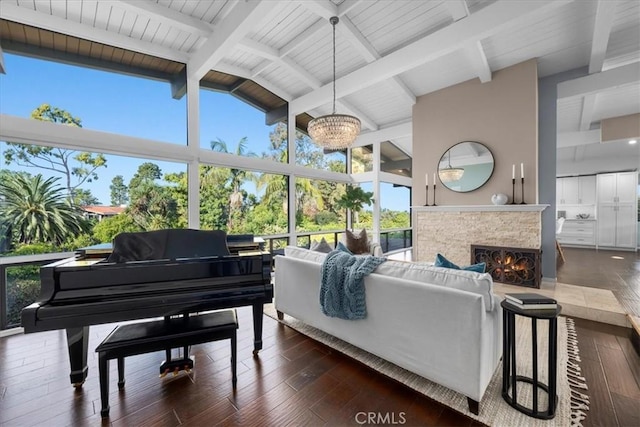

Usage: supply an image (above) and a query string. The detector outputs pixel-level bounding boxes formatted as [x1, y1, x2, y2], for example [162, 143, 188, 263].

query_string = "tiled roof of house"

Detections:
[81, 206, 125, 216]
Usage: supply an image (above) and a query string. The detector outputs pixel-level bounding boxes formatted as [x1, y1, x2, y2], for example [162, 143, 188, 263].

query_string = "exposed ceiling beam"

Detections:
[589, 0, 618, 74]
[214, 62, 293, 102]
[337, 0, 364, 16]
[297, 0, 338, 20]
[580, 94, 598, 131]
[188, 0, 279, 80]
[445, 0, 469, 22]
[237, 38, 379, 130]
[557, 130, 601, 148]
[0, 2, 189, 63]
[353, 121, 412, 147]
[558, 62, 640, 99]
[337, 15, 415, 103]
[464, 40, 492, 83]
[114, 0, 214, 37]
[291, 0, 571, 114]
[0, 45, 5, 74]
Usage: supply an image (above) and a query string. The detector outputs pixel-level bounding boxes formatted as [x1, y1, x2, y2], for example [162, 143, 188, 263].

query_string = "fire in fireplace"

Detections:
[471, 244, 541, 288]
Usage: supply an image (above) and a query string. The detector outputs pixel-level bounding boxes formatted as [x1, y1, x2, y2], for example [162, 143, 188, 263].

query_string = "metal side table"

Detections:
[501, 300, 562, 419]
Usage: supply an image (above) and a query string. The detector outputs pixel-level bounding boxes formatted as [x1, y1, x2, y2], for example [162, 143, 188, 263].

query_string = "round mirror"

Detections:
[438, 141, 494, 192]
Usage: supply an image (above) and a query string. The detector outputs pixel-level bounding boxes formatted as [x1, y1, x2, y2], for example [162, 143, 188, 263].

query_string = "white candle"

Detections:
[520, 163, 524, 179]
[425, 173, 428, 187]
[433, 173, 436, 187]
[512, 164, 515, 179]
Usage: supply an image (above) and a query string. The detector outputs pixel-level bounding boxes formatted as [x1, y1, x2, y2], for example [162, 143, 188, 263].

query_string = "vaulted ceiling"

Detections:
[1, 0, 639, 159]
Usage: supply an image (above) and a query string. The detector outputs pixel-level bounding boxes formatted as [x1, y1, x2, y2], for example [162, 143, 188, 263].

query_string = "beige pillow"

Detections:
[345, 229, 369, 254]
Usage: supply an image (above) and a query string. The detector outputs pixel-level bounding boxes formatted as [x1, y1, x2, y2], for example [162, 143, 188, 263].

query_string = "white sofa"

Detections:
[274, 246, 503, 415]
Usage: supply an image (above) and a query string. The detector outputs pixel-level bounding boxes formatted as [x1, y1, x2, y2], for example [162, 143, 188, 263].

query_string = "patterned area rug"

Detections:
[264, 304, 589, 427]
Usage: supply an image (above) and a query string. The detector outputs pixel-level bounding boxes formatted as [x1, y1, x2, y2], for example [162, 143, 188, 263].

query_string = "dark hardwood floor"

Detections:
[3, 246, 640, 427]
[557, 247, 640, 318]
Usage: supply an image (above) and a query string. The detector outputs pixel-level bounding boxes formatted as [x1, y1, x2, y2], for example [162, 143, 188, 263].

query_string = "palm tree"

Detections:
[210, 137, 257, 229]
[0, 173, 90, 245]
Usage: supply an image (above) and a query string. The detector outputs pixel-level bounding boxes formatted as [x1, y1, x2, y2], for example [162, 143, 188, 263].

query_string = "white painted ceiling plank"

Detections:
[580, 94, 598, 131]
[464, 40, 492, 83]
[336, 100, 378, 131]
[291, 0, 571, 114]
[557, 129, 601, 148]
[188, 0, 280, 81]
[113, 0, 214, 37]
[338, 15, 416, 103]
[589, 0, 618, 74]
[279, 19, 326, 57]
[0, 2, 189, 62]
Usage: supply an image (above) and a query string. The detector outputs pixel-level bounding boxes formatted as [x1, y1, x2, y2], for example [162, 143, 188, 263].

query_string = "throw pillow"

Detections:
[310, 237, 333, 253]
[345, 228, 369, 254]
[336, 241, 352, 254]
[434, 253, 486, 273]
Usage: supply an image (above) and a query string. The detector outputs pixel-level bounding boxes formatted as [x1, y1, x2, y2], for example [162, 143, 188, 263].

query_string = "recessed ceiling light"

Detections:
[611, 256, 624, 260]
[629, 139, 637, 144]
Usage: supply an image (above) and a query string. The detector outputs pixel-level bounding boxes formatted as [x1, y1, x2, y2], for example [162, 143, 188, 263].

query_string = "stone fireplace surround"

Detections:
[413, 205, 549, 268]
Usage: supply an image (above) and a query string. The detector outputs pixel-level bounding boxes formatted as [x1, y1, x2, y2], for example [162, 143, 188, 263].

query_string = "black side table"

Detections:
[501, 300, 562, 419]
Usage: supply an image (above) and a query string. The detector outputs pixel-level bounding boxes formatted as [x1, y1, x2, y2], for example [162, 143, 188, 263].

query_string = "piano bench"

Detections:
[95, 310, 238, 418]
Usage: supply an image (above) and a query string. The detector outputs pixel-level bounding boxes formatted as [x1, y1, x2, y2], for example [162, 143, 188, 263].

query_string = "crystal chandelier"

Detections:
[308, 16, 361, 150]
[438, 150, 465, 182]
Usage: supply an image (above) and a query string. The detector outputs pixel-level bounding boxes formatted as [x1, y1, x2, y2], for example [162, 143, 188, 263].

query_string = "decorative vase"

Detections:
[491, 193, 508, 205]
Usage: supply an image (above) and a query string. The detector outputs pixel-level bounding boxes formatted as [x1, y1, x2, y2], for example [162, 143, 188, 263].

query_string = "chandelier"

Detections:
[438, 150, 465, 182]
[308, 16, 361, 150]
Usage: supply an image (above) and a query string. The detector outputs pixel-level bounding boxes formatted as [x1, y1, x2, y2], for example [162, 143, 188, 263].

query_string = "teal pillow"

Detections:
[434, 253, 486, 273]
[336, 241, 353, 254]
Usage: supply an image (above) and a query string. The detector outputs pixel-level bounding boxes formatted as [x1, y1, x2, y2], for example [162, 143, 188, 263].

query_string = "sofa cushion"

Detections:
[374, 260, 495, 311]
[310, 237, 333, 253]
[284, 246, 328, 263]
[434, 253, 486, 273]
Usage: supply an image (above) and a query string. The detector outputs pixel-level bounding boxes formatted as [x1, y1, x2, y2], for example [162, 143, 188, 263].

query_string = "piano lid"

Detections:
[107, 229, 230, 263]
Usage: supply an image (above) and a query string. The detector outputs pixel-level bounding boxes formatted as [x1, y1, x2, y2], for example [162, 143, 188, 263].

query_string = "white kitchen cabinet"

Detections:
[597, 172, 638, 249]
[557, 175, 596, 205]
[557, 219, 597, 246]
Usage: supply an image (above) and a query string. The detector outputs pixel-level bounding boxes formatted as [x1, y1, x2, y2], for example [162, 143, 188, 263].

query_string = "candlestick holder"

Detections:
[432, 184, 437, 206]
[424, 185, 430, 206]
[510, 178, 516, 204]
[520, 177, 526, 204]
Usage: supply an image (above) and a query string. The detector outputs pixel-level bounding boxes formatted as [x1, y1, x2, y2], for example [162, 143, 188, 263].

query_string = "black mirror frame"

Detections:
[438, 141, 495, 193]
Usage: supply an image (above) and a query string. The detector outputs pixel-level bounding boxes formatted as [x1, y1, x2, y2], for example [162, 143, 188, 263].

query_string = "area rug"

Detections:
[264, 304, 589, 427]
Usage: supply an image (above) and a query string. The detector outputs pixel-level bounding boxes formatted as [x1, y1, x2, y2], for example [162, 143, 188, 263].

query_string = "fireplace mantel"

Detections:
[413, 205, 549, 266]
[412, 204, 549, 212]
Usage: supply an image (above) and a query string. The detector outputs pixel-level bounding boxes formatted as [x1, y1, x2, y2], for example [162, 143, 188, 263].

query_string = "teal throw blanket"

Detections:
[320, 250, 386, 320]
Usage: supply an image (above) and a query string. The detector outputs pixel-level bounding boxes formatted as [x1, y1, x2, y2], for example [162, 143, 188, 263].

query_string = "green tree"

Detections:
[92, 214, 141, 243]
[71, 188, 99, 206]
[127, 162, 179, 230]
[335, 185, 374, 227]
[110, 175, 129, 206]
[0, 173, 90, 245]
[210, 138, 257, 230]
[2, 104, 107, 202]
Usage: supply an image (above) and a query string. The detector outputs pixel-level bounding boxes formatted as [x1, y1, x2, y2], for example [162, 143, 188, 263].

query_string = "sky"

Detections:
[0, 53, 410, 211]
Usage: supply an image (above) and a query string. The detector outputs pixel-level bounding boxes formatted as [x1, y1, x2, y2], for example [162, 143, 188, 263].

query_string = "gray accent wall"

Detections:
[538, 67, 588, 280]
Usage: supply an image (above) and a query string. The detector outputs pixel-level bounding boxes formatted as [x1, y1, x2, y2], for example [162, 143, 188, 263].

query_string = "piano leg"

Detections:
[66, 326, 89, 387]
[252, 303, 264, 355]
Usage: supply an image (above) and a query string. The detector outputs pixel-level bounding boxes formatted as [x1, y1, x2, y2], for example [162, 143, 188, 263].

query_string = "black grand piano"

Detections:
[21, 229, 272, 386]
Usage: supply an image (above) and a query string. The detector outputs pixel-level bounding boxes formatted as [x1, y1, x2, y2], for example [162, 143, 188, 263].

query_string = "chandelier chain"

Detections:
[331, 17, 337, 115]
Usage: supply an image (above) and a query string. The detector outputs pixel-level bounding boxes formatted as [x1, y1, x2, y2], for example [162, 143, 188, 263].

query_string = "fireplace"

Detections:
[471, 244, 541, 288]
